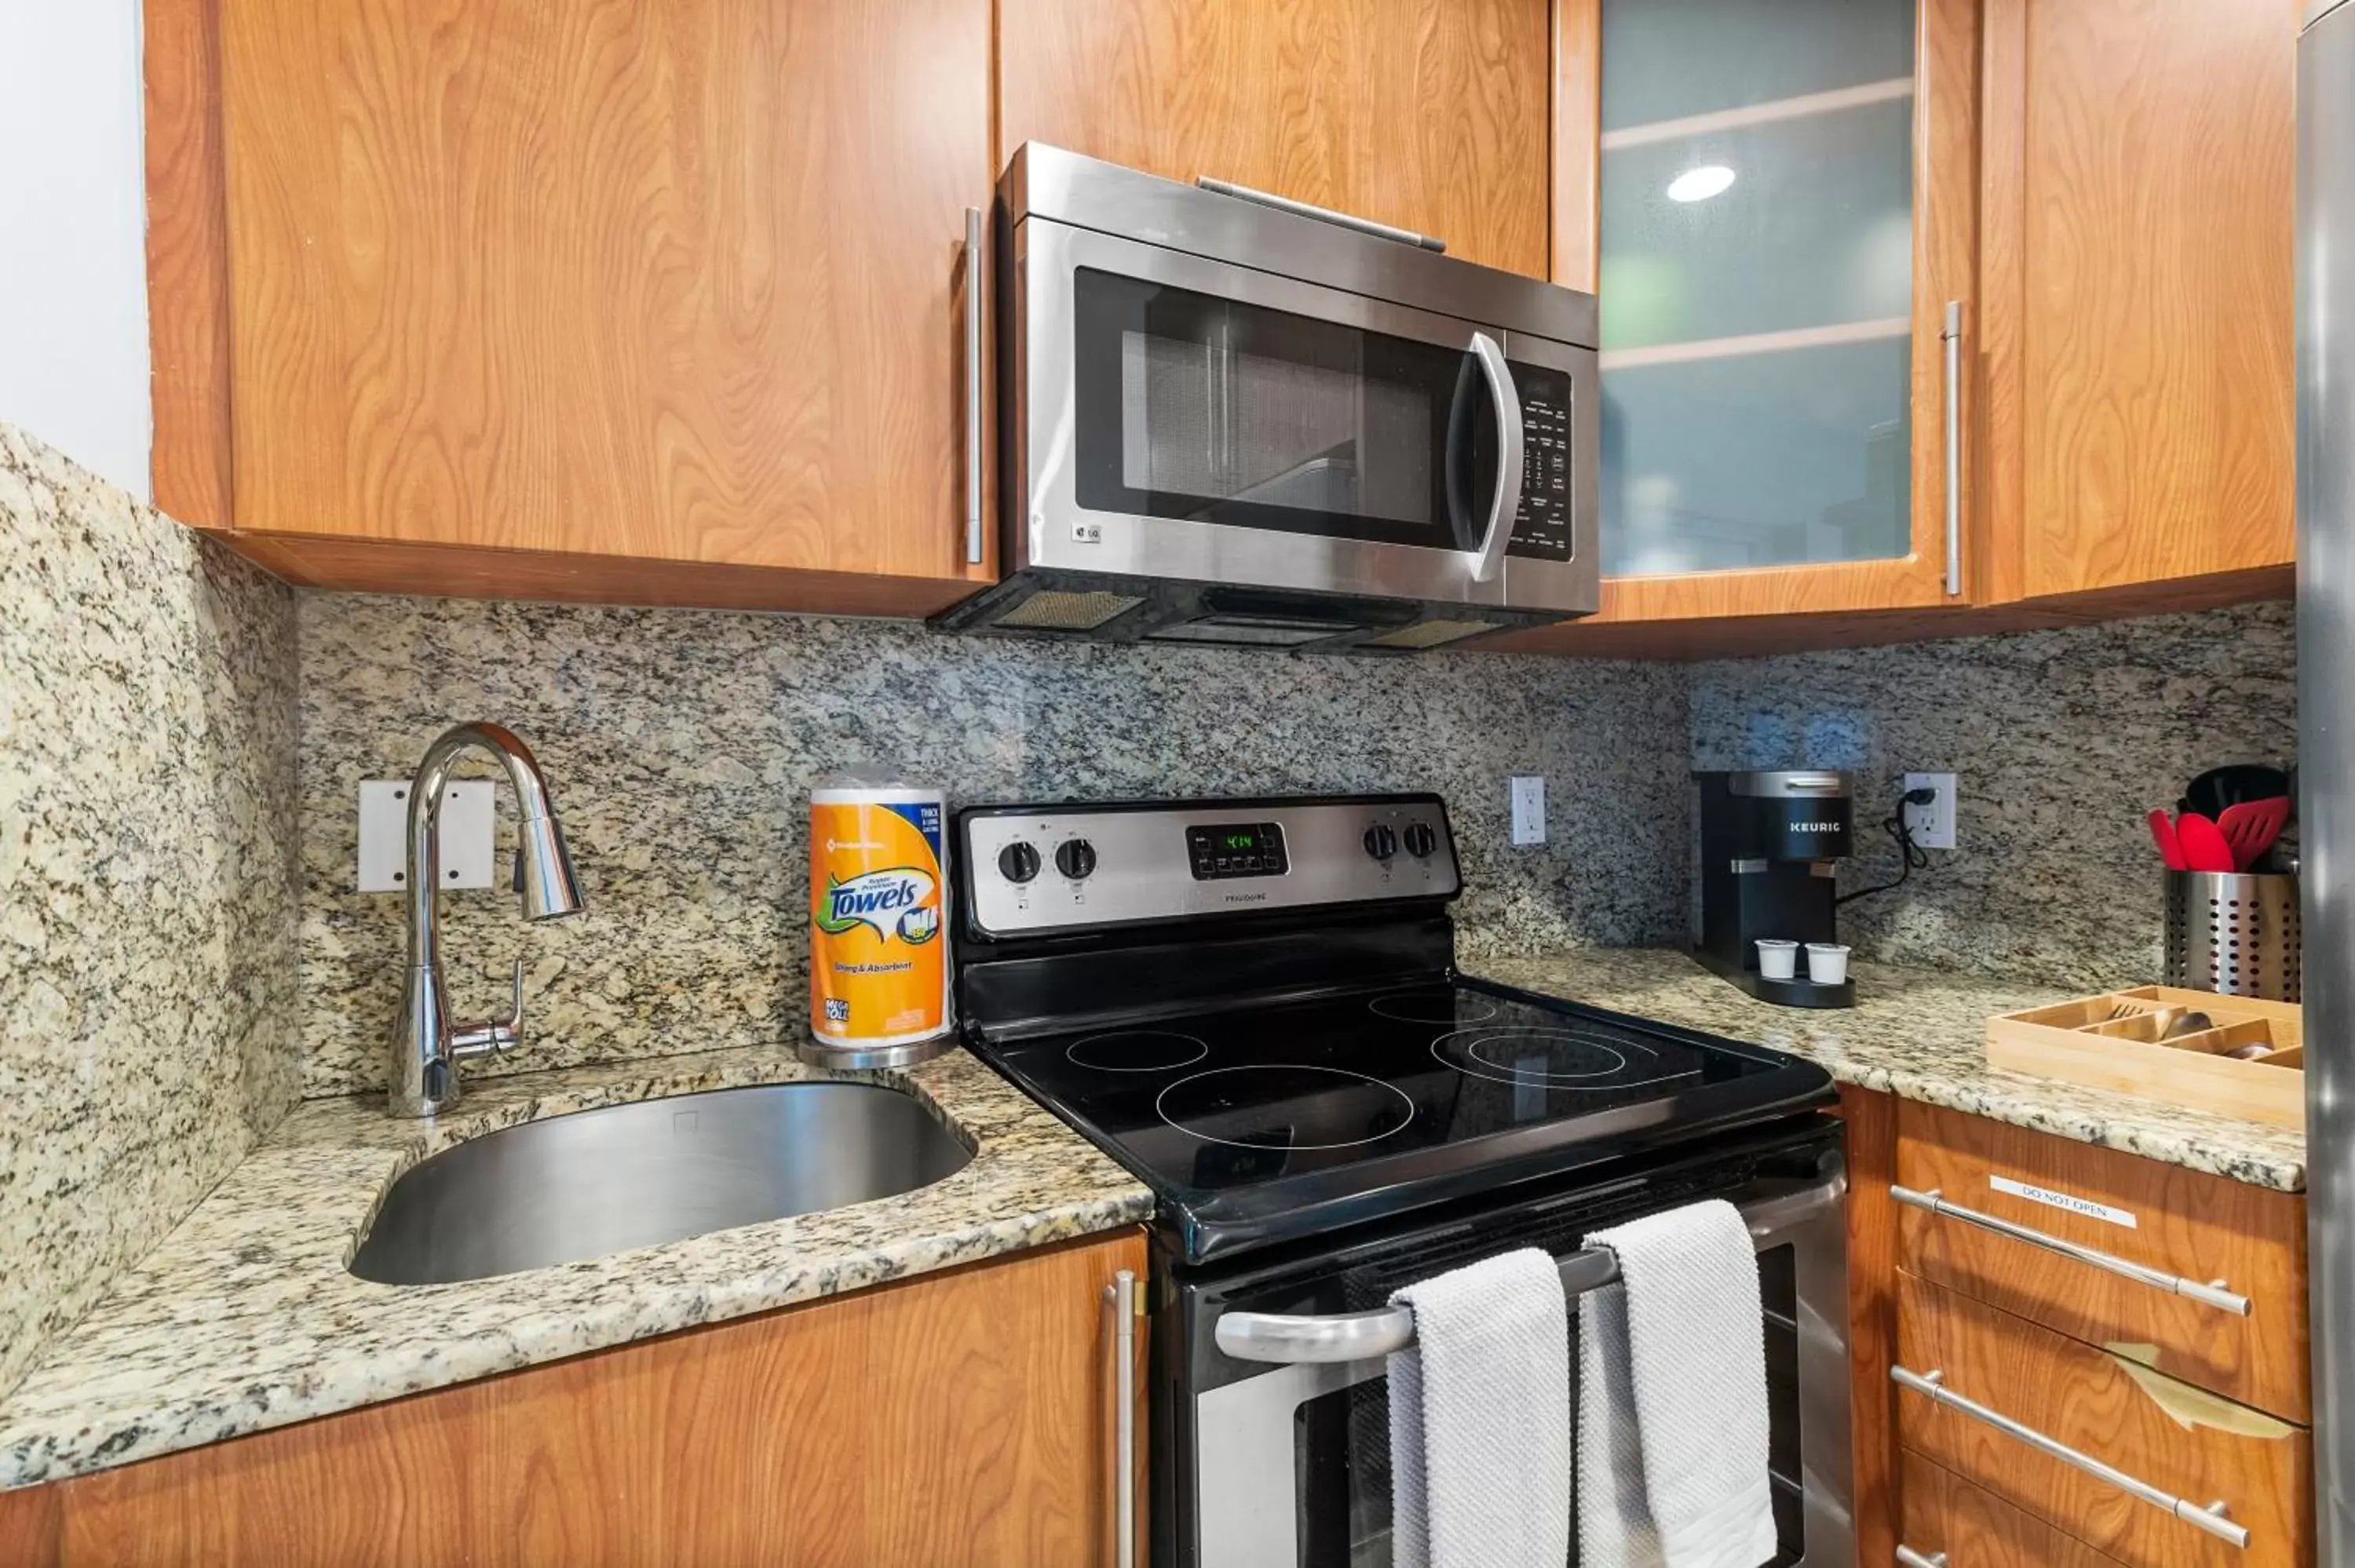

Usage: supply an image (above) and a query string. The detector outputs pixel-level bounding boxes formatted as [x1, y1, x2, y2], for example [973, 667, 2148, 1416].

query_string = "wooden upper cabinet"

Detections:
[1520, 0, 2293, 655]
[1535, 0, 1982, 636]
[208, 0, 993, 594]
[997, 0, 1551, 279]
[1977, 0, 2295, 603]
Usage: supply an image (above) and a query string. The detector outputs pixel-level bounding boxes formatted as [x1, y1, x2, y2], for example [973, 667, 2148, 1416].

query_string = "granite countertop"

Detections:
[1474, 947, 2306, 1194]
[0, 949, 2306, 1493]
[0, 1047, 1152, 1491]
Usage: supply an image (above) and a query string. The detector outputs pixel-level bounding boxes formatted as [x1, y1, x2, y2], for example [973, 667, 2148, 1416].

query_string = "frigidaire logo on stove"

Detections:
[1222, 891, 1270, 904]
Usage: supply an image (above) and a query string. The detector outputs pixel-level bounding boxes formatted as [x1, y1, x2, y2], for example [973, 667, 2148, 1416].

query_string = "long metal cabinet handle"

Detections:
[1105, 1268, 1137, 1568]
[1195, 175, 1447, 253]
[1890, 1184, 2251, 1315]
[1894, 1549, 1948, 1568]
[1217, 1175, 1843, 1364]
[963, 206, 986, 565]
[1467, 332, 1524, 585]
[1941, 300, 1962, 596]
[1891, 1366, 2249, 1548]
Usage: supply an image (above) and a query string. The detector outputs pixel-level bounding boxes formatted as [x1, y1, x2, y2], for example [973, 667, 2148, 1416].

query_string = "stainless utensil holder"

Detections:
[2164, 870, 2301, 1001]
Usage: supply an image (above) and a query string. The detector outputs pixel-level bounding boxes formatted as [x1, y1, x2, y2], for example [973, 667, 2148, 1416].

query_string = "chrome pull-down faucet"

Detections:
[387, 722, 585, 1117]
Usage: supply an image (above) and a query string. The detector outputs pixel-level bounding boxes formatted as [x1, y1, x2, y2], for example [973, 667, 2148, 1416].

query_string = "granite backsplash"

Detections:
[0, 425, 301, 1393]
[0, 407, 2303, 1420]
[1690, 600, 2298, 990]
[295, 595, 1692, 1096]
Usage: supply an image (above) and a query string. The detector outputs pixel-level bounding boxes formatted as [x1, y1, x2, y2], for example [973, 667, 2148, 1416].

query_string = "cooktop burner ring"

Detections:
[1155, 1065, 1417, 1150]
[1430, 1026, 1706, 1092]
[1367, 990, 1500, 1025]
[1462, 1029, 1630, 1079]
[1064, 1030, 1210, 1073]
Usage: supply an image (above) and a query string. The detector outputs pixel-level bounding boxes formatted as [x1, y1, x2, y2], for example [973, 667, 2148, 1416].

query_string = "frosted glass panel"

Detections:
[1600, 0, 1915, 132]
[1600, 104, 1913, 352]
[1597, 0, 1917, 578]
[1602, 338, 1909, 574]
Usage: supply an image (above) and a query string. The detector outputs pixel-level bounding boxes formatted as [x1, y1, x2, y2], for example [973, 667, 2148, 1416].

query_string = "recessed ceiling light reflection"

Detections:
[1667, 165, 1736, 203]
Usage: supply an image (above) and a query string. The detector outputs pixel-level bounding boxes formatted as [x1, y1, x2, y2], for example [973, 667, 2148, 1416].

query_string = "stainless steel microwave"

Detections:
[935, 144, 1600, 653]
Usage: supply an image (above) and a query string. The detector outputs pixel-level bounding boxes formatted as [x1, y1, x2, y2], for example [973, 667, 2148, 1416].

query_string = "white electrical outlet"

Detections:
[1510, 775, 1546, 845]
[357, 779, 497, 892]
[1902, 771, 1958, 850]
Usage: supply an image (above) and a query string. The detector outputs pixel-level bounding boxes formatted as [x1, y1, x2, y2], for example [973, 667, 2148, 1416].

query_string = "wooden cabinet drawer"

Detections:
[1896, 1273, 2309, 1567]
[1895, 1100, 2307, 1419]
[1900, 1448, 2128, 1566]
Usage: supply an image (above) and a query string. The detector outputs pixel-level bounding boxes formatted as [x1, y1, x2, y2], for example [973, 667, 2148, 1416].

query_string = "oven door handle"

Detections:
[1214, 1172, 1846, 1366]
[1465, 331, 1524, 585]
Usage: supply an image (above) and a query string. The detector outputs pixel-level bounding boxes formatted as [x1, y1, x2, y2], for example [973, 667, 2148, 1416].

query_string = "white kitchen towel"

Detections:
[1576, 1199, 1777, 1568]
[1386, 1247, 1571, 1568]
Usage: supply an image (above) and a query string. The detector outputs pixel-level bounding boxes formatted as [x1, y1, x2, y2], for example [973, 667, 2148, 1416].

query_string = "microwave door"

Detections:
[1017, 218, 1524, 607]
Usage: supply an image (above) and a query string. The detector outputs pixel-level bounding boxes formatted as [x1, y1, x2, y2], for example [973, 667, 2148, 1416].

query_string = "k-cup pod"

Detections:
[1806, 943, 1852, 986]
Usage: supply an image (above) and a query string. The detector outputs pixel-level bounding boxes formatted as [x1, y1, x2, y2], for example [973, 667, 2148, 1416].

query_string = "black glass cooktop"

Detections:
[968, 979, 1834, 1264]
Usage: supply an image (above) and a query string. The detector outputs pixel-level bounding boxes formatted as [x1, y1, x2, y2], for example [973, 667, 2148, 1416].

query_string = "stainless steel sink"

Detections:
[349, 1082, 973, 1285]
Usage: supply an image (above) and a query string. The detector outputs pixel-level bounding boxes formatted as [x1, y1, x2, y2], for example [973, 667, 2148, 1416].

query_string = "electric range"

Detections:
[951, 793, 1851, 1567]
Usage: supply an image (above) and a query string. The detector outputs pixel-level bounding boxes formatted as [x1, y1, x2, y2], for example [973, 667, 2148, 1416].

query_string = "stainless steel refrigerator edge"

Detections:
[2302, 1, 2355, 1557]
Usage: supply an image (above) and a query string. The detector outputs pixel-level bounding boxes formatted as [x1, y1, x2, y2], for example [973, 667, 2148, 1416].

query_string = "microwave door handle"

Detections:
[1466, 331, 1523, 585]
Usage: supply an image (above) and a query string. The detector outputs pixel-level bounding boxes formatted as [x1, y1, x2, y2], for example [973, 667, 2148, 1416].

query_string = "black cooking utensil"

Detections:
[2181, 764, 2291, 821]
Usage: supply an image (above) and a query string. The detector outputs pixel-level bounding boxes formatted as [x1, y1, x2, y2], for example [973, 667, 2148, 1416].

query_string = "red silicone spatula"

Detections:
[2148, 808, 2187, 870]
[2176, 811, 2238, 874]
[2216, 796, 2291, 871]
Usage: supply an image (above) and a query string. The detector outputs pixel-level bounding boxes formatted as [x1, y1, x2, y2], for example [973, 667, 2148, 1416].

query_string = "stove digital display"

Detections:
[1186, 821, 1288, 880]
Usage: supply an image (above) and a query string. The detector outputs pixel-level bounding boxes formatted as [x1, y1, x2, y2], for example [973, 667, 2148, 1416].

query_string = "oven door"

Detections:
[1178, 1149, 1851, 1567]
[1011, 217, 1597, 615]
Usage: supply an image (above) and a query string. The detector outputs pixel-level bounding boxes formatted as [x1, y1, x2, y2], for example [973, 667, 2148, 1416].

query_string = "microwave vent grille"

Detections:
[991, 589, 1145, 632]
[1360, 618, 1502, 650]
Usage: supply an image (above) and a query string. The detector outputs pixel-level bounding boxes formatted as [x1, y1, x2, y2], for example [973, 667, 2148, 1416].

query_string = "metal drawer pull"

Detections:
[1104, 1269, 1137, 1568]
[1891, 1366, 2249, 1548]
[1196, 175, 1447, 253]
[1215, 1176, 1842, 1364]
[1894, 1549, 1948, 1568]
[1890, 1184, 2251, 1315]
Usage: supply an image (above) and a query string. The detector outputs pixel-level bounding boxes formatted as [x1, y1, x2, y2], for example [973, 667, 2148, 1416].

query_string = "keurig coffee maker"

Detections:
[1692, 770, 1857, 1008]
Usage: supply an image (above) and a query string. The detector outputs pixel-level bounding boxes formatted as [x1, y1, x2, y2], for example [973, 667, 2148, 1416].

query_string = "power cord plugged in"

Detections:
[1835, 786, 1941, 908]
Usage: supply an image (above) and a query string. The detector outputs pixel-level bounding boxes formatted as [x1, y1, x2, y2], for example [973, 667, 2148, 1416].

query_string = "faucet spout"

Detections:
[386, 722, 584, 1117]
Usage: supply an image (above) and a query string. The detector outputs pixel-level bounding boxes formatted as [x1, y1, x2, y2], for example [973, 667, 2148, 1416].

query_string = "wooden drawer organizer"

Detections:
[1986, 986, 2305, 1127]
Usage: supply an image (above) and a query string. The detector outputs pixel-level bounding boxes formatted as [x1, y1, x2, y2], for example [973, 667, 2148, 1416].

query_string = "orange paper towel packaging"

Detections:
[809, 780, 952, 1049]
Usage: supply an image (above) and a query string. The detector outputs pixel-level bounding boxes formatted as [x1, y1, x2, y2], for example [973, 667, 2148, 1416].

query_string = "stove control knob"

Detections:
[1363, 823, 1399, 861]
[1403, 822, 1438, 859]
[1054, 838, 1097, 880]
[997, 841, 1042, 884]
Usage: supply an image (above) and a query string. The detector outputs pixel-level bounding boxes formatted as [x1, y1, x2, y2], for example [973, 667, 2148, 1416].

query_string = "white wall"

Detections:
[0, 2, 152, 501]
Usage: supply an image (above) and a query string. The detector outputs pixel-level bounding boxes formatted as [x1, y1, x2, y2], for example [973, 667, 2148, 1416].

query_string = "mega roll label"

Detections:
[808, 789, 951, 1048]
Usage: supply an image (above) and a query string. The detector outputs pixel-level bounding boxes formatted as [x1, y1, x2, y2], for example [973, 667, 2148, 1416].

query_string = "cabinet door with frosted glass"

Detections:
[1558, 0, 1978, 624]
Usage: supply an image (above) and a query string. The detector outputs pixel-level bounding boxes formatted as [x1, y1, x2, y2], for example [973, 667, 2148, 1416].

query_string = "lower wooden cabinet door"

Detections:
[1900, 1448, 2129, 1566]
[0, 1231, 1148, 1568]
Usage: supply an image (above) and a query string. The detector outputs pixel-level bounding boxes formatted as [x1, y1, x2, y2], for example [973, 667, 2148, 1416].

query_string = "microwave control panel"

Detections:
[1509, 363, 1575, 562]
